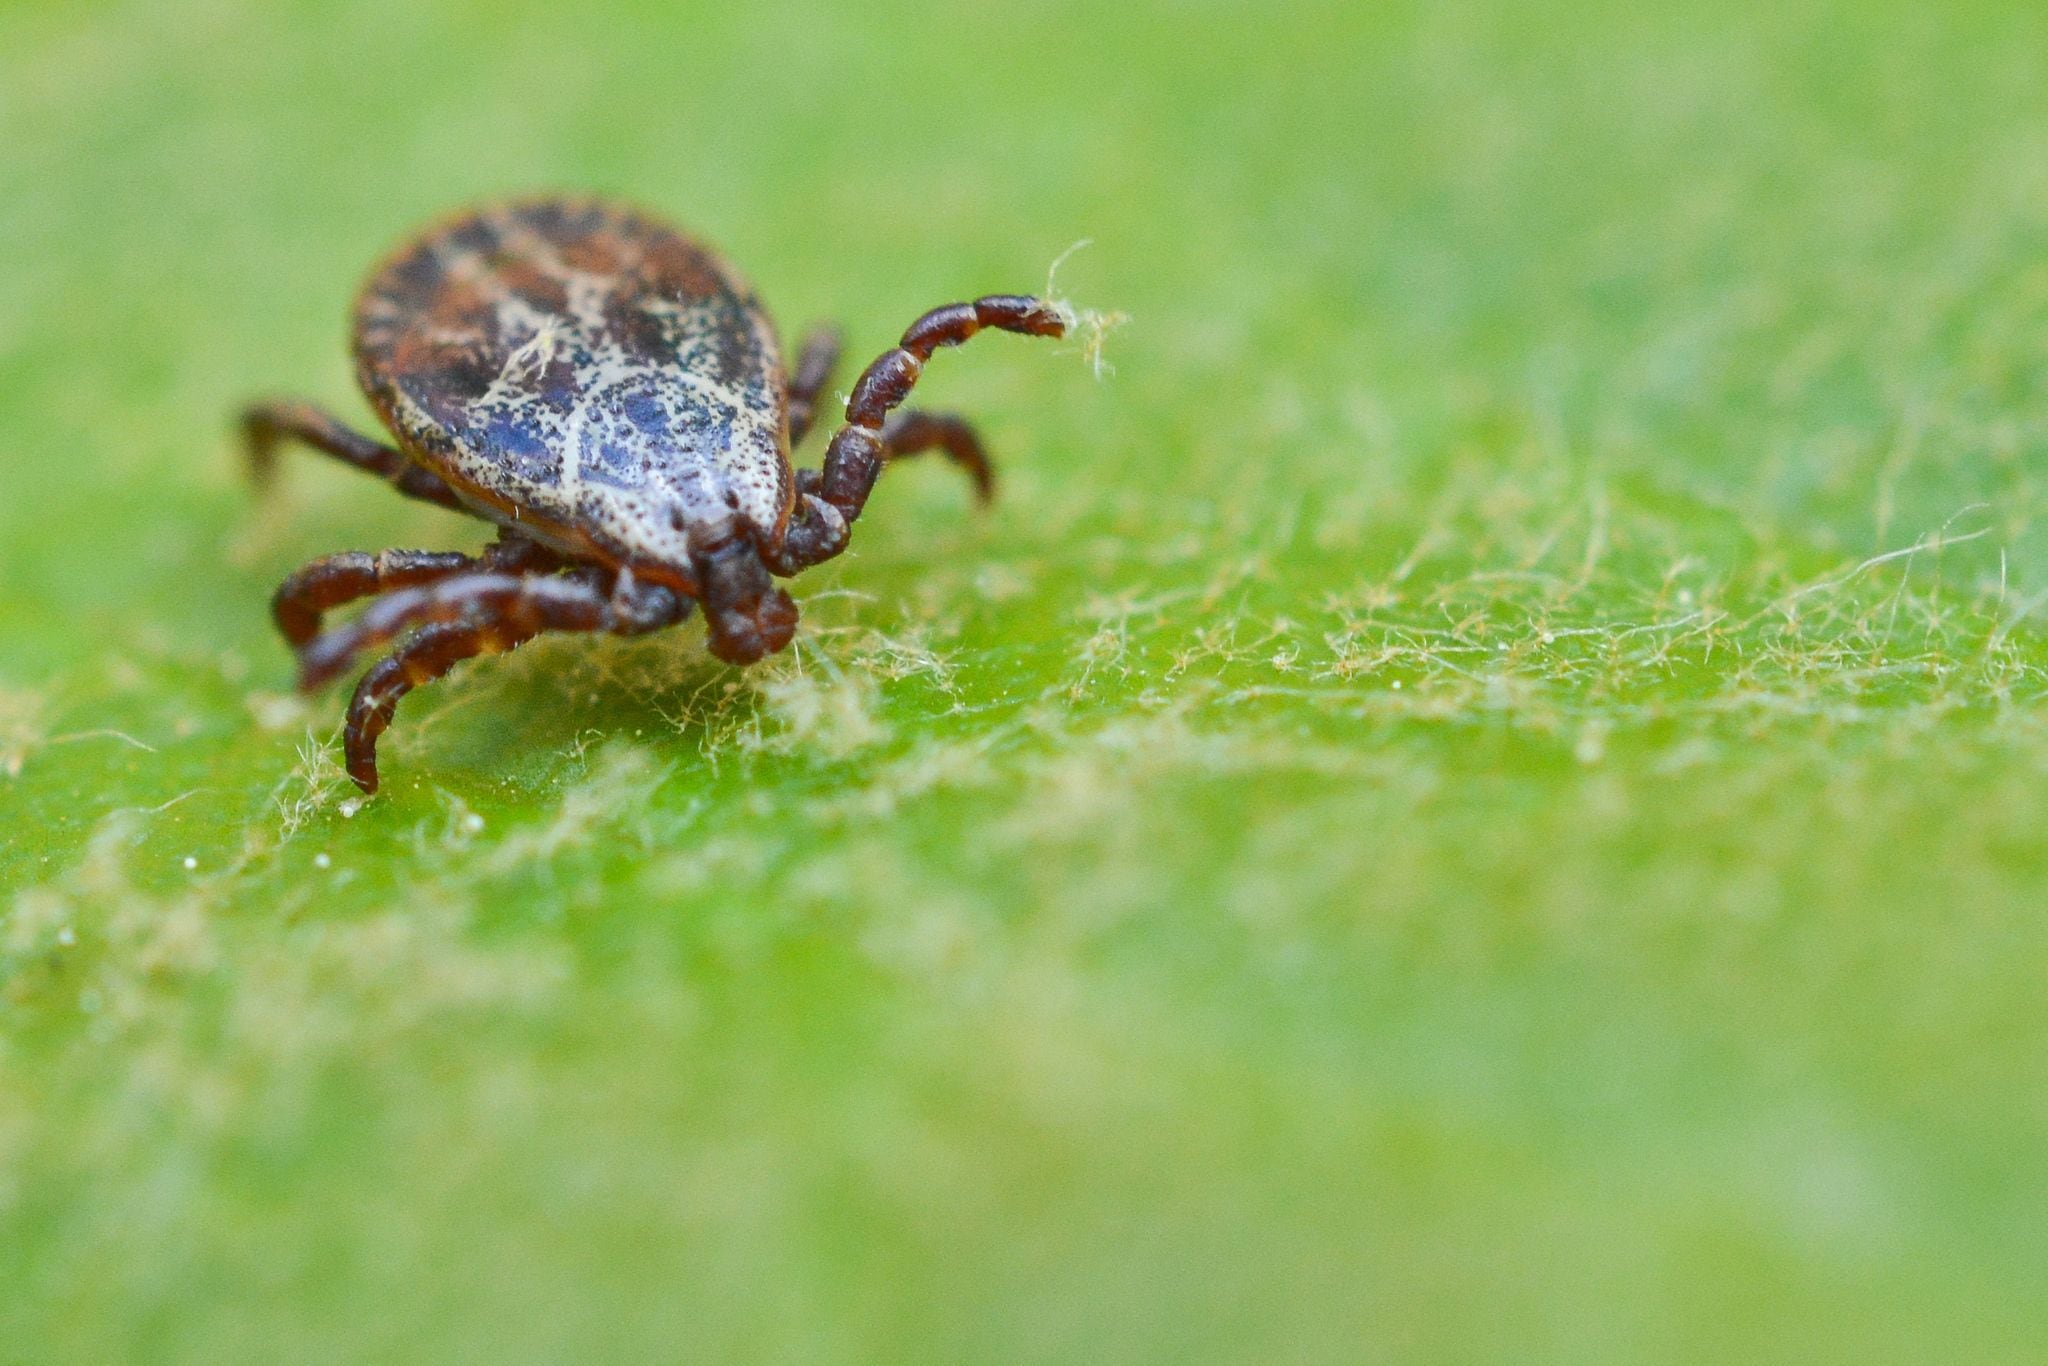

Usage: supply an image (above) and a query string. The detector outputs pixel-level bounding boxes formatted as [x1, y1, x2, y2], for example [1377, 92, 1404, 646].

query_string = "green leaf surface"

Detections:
[6, 0, 2048, 1360]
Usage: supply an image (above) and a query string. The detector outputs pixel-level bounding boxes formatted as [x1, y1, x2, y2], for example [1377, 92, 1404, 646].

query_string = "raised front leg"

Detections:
[769, 295, 1066, 575]
[241, 397, 469, 513]
[820, 296, 1064, 523]
[786, 409, 994, 511]
[335, 570, 693, 792]
[269, 534, 564, 648]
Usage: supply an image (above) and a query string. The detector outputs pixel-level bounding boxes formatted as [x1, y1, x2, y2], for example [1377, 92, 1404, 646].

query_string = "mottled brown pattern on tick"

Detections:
[353, 198, 789, 563]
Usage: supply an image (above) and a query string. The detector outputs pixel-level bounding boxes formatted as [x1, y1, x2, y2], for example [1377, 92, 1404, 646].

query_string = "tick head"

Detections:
[696, 533, 798, 665]
[705, 582, 797, 664]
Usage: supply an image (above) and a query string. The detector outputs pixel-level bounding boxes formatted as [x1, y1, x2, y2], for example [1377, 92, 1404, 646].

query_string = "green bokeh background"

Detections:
[6, 0, 2048, 1359]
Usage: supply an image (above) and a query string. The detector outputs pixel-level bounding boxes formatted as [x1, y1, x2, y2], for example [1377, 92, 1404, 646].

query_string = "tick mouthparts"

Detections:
[705, 586, 798, 665]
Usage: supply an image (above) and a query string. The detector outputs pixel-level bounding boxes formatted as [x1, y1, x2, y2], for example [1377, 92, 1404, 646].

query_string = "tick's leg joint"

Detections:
[764, 494, 850, 578]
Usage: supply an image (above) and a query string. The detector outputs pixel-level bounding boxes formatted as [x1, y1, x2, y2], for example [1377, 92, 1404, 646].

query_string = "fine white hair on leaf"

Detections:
[1045, 238, 1094, 298]
[1042, 238, 1129, 381]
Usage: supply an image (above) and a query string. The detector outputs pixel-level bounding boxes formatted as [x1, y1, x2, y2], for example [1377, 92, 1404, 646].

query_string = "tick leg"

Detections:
[343, 623, 511, 793]
[334, 572, 693, 792]
[298, 567, 688, 693]
[241, 397, 468, 513]
[881, 409, 995, 502]
[273, 550, 474, 649]
[773, 296, 1065, 574]
[269, 535, 565, 648]
[786, 324, 843, 446]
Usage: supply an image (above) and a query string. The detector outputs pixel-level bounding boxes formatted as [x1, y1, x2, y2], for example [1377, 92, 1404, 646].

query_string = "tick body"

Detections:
[243, 197, 1070, 792]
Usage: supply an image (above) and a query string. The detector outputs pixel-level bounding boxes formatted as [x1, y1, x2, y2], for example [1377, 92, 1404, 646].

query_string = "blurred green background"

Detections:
[6, 0, 2048, 1359]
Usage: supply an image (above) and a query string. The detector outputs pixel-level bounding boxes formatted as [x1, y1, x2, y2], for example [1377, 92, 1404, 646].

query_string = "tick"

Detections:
[241, 196, 1071, 793]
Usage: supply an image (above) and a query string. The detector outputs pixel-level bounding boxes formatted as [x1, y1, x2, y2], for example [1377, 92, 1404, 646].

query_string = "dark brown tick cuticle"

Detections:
[239, 196, 1073, 793]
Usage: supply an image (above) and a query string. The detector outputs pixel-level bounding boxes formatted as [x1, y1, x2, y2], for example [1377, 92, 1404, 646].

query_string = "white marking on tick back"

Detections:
[500, 317, 564, 380]
[370, 205, 793, 567]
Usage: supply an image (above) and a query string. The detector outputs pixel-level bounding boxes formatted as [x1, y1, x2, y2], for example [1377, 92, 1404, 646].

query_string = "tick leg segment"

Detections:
[795, 411, 993, 495]
[269, 535, 564, 649]
[772, 296, 1065, 575]
[881, 410, 995, 502]
[786, 324, 844, 446]
[770, 410, 994, 576]
[299, 568, 688, 694]
[241, 397, 468, 513]
[343, 623, 510, 793]
[276, 550, 471, 649]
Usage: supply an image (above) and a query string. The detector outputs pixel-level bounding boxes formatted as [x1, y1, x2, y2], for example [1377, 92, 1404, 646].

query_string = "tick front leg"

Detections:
[771, 296, 1065, 575]
[334, 572, 693, 792]
[786, 324, 843, 446]
[241, 397, 468, 513]
[270, 535, 564, 648]
[819, 295, 1063, 523]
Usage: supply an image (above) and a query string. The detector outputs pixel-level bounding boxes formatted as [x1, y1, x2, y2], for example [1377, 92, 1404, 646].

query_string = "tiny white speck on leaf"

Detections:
[56, 926, 75, 947]
[181, 856, 197, 871]
[314, 852, 332, 870]
[462, 813, 486, 834]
